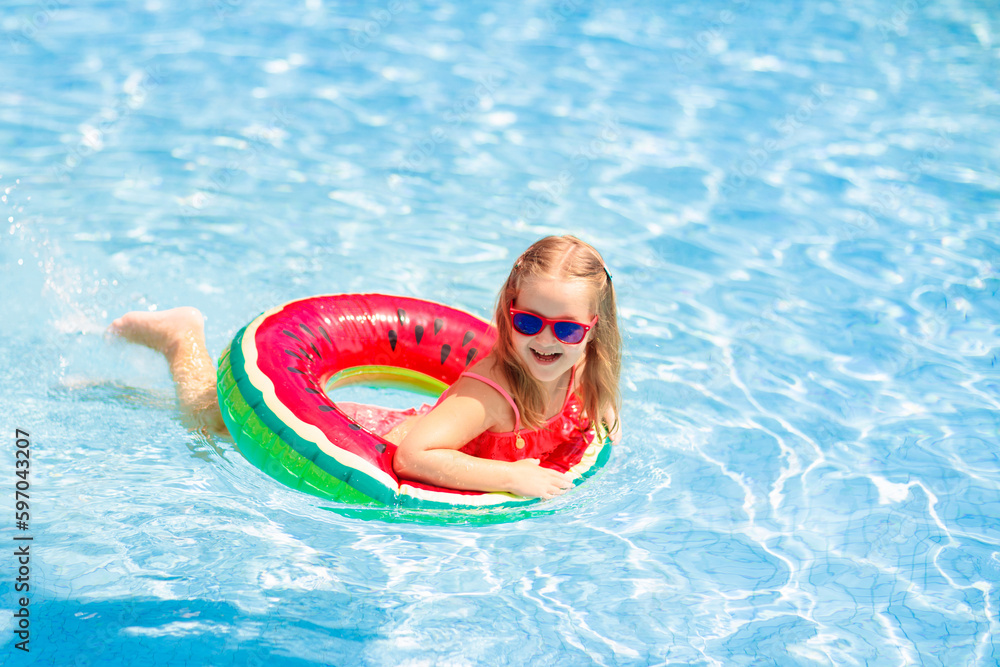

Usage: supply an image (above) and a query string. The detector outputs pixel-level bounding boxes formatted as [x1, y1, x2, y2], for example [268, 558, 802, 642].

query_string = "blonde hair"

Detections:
[491, 235, 622, 433]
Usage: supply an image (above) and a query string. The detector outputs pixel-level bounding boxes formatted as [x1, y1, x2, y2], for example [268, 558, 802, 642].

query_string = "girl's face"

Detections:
[511, 275, 596, 386]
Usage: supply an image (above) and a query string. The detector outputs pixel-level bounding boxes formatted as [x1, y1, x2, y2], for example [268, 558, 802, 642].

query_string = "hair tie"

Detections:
[603, 265, 613, 282]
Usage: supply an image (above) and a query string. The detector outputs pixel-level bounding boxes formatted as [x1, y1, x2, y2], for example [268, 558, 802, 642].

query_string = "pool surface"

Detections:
[2, 0, 998, 665]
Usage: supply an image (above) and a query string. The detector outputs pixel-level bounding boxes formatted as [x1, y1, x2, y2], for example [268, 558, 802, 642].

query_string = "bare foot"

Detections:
[107, 307, 205, 356]
[107, 306, 228, 437]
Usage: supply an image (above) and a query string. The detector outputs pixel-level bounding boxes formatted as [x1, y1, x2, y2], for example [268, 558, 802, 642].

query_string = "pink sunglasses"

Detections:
[509, 307, 598, 345]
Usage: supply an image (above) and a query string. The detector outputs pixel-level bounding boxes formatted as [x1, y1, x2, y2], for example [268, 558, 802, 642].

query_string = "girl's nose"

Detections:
[535, 324, 559, 345]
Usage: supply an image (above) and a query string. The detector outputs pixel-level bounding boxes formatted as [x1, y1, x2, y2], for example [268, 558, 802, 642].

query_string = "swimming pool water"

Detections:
[2, 0, 998, 665]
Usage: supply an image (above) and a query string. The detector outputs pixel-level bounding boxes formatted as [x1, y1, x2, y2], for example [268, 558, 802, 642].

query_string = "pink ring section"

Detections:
[251, 293, 495, 495]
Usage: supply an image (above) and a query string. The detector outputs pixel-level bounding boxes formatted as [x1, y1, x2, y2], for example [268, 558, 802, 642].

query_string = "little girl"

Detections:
[109, 235, 622, 500]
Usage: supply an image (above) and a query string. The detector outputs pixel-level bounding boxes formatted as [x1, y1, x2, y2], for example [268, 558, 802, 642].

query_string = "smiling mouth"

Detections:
[531, 348, 562, 364]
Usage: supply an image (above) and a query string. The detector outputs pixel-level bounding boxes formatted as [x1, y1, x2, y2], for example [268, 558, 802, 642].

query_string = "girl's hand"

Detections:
[507, 459, 575, 499]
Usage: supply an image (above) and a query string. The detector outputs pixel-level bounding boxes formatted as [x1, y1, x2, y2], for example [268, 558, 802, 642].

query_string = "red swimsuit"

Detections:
[336, 367, 595, 472]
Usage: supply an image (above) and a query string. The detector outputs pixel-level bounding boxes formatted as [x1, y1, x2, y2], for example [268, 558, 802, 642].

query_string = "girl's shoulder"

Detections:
[457, 355, 511, 401]
[461, 354, 500, 382]
[452, 355, 519, 431]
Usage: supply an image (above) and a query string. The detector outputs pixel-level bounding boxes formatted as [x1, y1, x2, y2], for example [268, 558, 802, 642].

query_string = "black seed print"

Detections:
[348, 423, 362, 431]
[318, 405, 335, 412]
[299, 347, 312, 360]
[388, 329, 398, 351]
[415, 325, 424, 344]
[434, 318, 443, 334]
[397, 308, 407, 326]
[310, 343, 321, 358]
[440, 344, 451, 364]
[284, 349, 305, 361]
[462, 331, 474, 347]
[299, 323, 315, 338]
[282, 329, 304, 343]
[375, 442, 387, 453]
[319, 325, 332, 345]
[305, 388, 322, 394]
[466, 348, 478, 365]
[287, 367, 305, 375]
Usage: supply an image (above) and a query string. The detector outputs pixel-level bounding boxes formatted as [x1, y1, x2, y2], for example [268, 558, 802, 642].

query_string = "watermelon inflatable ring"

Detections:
[216, 294, 612, 512]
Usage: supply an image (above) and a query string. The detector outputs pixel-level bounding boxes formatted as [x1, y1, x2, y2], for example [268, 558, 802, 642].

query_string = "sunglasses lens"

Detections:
[553, 321, 585, 344]
[512, 312, 543, 336]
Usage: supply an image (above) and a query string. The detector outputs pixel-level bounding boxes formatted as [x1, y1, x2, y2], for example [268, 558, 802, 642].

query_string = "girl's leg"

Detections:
[108, 307, 229, 436]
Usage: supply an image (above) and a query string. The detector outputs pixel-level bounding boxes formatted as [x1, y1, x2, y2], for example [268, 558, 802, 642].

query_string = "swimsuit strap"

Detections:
[460, 372, 522, 433]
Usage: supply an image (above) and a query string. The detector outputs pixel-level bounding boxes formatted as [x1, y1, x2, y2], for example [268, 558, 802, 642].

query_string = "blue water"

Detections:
[2, 0, 999, 664]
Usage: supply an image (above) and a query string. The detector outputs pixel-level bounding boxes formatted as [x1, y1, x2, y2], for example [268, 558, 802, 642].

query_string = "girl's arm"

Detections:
[392, 379, 574, 499]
